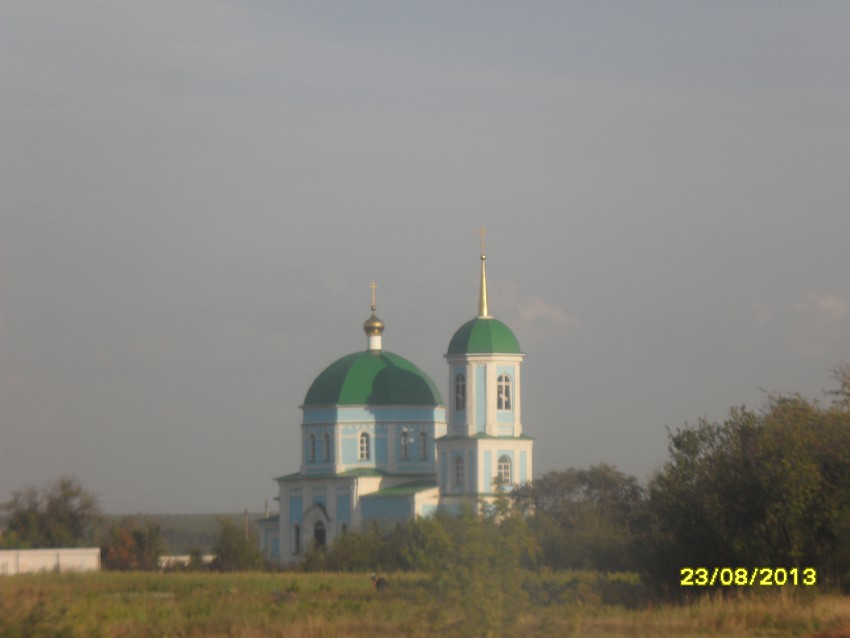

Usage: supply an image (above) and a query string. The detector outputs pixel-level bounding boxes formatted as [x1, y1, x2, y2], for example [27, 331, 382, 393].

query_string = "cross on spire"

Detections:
[369, 281, 377, 309]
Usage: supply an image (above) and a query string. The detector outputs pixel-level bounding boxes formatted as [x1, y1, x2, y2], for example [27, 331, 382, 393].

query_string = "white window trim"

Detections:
[497, 374, 512, 411]
[359, 432, 370, 461]
[497, 455, 512, 485]
[455, 372, 466, 411]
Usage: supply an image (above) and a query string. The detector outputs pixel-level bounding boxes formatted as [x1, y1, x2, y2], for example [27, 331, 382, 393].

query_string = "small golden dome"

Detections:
[363, 306, 385, 336]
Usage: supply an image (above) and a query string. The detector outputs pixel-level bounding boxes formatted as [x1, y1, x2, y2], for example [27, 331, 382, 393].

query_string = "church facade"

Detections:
[258, 245, 533, 563]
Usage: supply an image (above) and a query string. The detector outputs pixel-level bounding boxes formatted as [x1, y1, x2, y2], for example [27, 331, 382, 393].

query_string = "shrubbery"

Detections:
[297, 367, 850, 598]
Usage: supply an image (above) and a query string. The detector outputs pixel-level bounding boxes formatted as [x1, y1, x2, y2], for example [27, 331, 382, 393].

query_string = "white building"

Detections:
[0, 548, 101, 575]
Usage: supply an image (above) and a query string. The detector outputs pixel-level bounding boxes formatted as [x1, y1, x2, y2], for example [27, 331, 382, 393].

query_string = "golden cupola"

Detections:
[363, 281, 385, 351]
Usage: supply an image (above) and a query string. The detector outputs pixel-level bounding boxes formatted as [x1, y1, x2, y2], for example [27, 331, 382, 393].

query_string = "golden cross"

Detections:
[369, 281, 377, 308]
[480, 227, 486, 254]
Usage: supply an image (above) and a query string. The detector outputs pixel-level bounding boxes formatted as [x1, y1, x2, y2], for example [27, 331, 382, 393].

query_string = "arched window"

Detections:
[400, 430, 410, 461]
[455, 373, 466, 411]
[314, 521, 326, 548]
[323, 432, 331, 462]
[497, 374, 512, 410]
[293, 524, 301, 555]
[359, 432, 370, 460]
[308, 433, 316, 462]
[454, 456, 464, 489]
[419, 431, 428, 460]
[497, 455, 512, 485]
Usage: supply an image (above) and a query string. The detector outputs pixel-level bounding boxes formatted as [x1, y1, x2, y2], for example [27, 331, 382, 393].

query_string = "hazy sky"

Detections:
[2, 2, 849, 513]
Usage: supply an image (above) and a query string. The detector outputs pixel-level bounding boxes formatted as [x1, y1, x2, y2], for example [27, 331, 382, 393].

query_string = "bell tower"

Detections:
[437, 231, 533, 510]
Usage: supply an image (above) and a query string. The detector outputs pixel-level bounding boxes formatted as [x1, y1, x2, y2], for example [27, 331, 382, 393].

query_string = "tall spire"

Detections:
[363, 281, 385, 351]
[478, 227, 490, 318]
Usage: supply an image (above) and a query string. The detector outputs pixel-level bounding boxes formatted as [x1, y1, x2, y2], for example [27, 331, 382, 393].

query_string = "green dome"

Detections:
[447, 317, 521, 355]
[304, 351, 443, 407]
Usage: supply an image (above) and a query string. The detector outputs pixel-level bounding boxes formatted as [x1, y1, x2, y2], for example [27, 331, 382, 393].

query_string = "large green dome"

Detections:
[447, 317, 521, 355]
[304, 351, 443, 407]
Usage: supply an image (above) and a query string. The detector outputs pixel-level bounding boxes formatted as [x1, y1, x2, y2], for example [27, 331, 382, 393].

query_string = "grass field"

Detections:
[1, 571, 849, 637]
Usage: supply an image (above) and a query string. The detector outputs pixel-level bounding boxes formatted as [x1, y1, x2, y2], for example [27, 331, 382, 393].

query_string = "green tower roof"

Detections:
[447, 317, 521, 355]
[304, 351, 444, 407]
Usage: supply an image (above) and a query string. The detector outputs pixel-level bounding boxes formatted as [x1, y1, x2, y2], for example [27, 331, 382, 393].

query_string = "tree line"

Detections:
[301, 365, 850, 592]
[0, 478, 262, 572]
[3, 366, 849, 593]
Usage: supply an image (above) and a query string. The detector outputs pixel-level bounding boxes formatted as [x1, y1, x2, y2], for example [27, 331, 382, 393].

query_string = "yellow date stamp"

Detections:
[680, 567, 816, 587]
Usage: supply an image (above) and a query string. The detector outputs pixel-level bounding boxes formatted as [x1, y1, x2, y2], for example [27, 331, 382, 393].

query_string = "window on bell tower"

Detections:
[455, 373, 466, 411]
[419, 431, 428, 460]
[454, 456, 464, 489]
[308, 434, 316, 463]
[497, 374, 512, 410]
[497, 455, 512, 485]
[323, 432, 331, 462]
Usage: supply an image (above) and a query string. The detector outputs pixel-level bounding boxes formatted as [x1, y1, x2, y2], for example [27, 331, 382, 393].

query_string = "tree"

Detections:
[425, 500, 539, 638]
[513, 464, 645, 571]
[1, 476, 100, 548]
[102, 517, 165, 570]
[645, 382, 850, 590]
[211, 517, 263, 571]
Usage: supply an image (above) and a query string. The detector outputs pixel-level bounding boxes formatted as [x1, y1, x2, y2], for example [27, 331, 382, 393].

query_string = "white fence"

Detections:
[0, 548, 101, 575]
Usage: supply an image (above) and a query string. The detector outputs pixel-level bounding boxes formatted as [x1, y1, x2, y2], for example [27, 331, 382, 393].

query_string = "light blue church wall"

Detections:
[289, 497, 302, 526]
[375, 425, 388, 464]
[483, 450, 492, 488]
[475, 366, 486, 433]
[262, 528, 281, 559]
[336, 494, 350, 525]
[361, 496, 411, 525]
[341, 436, 357, 464]
[303, 406, 447, 424]
[468, 451, 476, 492]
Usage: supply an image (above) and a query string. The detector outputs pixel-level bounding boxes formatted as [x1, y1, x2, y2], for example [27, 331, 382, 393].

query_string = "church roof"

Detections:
[303, 350, 444, 407]
[447, 231, 521, 355]
[361, 479, 438, 497]
[447, 316, 521, 355]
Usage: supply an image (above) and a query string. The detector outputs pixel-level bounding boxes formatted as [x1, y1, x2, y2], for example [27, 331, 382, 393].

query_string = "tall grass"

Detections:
[1, 571, 848, 637]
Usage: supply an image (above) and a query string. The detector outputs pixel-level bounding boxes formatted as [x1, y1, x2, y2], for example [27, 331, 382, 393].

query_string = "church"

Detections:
[258, 240, 534, 562]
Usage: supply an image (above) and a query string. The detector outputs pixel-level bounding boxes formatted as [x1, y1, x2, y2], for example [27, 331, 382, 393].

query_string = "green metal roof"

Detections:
[275, 470, 436, 482]
[304, 351, 443, 407]
[361, 479, 438, 497]
[447, 317, 521, 355]
[438, 433, 535, 441]
[275, 468, 387, 482]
